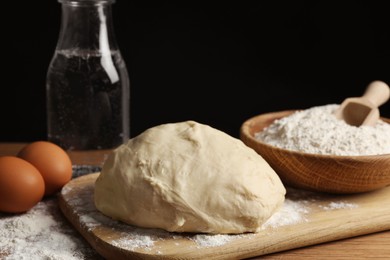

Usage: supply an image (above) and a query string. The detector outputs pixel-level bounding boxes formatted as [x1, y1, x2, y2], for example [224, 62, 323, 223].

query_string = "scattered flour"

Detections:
[320, 201, 358, 210]
[0, 199, 101, 260]
[261, 199, 309, 229]
[190, 196, 312, 248]
[1, 173, 360, 258]
[111, 234, 155, 250]
[62, 183, 315, 250]
[191, 234, 239, 248]
[255, 104, 390, 156]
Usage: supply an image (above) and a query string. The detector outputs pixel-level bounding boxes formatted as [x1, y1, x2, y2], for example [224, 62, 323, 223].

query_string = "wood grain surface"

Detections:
[59, 173, 390, 260]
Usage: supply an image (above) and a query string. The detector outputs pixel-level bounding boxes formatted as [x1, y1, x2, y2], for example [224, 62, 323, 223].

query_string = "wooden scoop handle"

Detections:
[363, 80, 390, 107]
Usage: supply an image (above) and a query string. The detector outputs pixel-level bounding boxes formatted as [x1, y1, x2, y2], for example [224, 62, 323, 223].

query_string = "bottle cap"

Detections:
[58, 0, 115, 5]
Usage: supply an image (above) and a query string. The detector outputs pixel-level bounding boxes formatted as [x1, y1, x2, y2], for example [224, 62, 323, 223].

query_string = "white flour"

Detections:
[0, 183, 359, 258]
[62, 182, 313, 251]
[0, 199, 101, 260]
[261, 199, 309, 229]
[255, 104, 390, 156]
[320, 201, 358, 210]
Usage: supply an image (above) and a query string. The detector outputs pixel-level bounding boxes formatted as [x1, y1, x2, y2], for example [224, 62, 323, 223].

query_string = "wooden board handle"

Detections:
[363, 80, 390, 107]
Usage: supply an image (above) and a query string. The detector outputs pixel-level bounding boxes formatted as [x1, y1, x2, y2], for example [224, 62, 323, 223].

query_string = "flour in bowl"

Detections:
[255, 104, 390, 156]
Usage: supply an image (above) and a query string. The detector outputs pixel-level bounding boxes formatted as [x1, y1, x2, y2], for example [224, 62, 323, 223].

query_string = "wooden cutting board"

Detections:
[58, 173, 390, 260]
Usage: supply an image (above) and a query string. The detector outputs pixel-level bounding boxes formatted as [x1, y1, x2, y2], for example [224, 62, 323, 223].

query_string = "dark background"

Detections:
[1, 1, 389, 141]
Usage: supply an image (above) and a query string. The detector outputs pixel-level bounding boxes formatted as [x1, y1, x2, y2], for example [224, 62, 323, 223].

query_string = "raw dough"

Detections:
[94, 121, 285, 234]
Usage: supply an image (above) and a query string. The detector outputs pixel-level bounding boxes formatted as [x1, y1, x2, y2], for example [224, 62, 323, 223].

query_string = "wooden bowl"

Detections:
[240, 110, 390, 194]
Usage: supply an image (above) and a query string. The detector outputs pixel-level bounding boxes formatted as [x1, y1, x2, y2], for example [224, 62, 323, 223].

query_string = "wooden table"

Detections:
[1, 142, 389, 259]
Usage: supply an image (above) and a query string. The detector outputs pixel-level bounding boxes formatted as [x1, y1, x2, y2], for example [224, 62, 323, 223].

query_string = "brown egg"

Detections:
[0, 156, 45, 213]
[18, 141, 73, 196]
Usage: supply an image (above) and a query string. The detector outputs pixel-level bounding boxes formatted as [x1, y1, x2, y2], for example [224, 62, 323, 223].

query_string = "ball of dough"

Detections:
[94, 121, 285, 234]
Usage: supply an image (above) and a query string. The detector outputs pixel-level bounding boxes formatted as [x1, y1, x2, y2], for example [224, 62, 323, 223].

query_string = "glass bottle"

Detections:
[46, 0, 130, 165]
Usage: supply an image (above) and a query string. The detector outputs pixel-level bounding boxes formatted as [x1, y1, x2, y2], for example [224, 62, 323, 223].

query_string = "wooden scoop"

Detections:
[334, 80, 390, 126]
